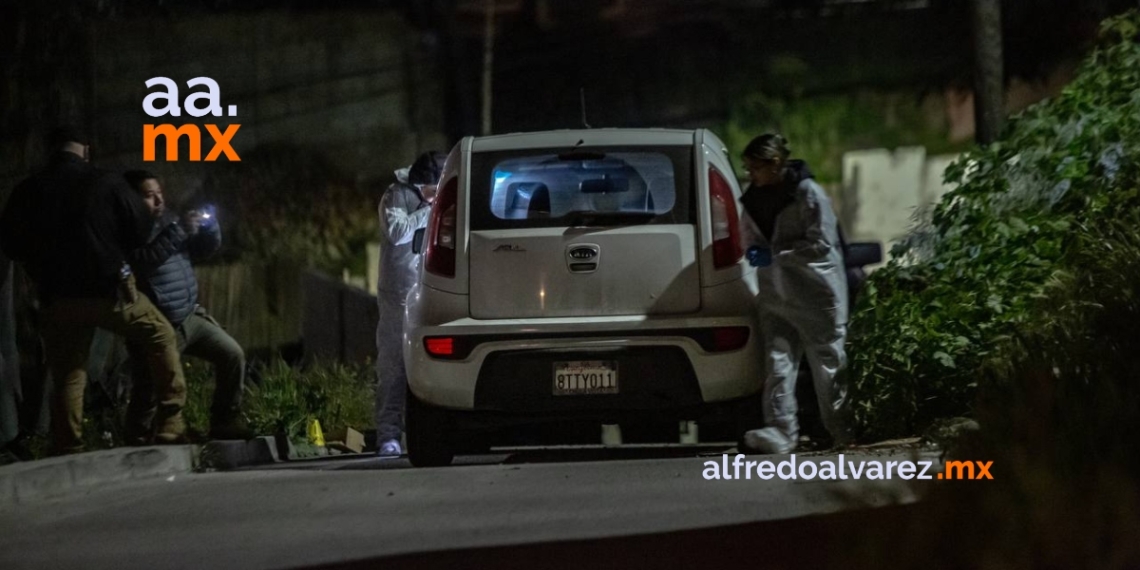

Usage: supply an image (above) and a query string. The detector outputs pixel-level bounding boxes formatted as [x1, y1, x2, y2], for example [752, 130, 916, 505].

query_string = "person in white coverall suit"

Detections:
[737, 134, 852, 454]
[375, 151, 446, 457]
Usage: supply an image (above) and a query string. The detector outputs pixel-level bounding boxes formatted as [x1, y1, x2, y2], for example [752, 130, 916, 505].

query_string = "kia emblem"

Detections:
[569, 246, 597, 260]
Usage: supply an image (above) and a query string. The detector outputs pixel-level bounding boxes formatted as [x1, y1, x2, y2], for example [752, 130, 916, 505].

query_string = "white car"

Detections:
[404, 128, 764, 466]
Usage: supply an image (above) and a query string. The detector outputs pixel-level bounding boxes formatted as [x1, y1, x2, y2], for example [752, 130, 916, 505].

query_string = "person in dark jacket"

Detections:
[0, 128, 187, 454]
[124, 170, 252, 441]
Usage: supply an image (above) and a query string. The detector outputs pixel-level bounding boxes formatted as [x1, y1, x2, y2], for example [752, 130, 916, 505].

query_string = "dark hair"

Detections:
[47, 125, 89, 150]
[742, 133, 791, 164]
[408, 150, 447, 185]
[124, 169, 158, 192]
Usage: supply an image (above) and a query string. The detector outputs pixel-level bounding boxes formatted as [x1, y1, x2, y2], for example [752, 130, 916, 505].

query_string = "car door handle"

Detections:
[569, 262, 597, 273]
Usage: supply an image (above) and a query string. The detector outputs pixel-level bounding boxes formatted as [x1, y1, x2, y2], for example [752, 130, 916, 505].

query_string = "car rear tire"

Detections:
[406, 388, 456, 467]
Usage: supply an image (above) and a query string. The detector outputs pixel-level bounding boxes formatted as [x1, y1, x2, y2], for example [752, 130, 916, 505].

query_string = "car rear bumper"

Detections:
[412, 390, 762, 433]
[404, 304, 763, 410]
[474, 345, 703, 413]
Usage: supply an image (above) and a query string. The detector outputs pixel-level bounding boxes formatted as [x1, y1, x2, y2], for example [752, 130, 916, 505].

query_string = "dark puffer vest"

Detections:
[129, 212, 221, 325]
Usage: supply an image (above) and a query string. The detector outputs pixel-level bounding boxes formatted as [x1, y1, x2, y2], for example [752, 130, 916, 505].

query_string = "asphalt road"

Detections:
[0, 445, 937, 570]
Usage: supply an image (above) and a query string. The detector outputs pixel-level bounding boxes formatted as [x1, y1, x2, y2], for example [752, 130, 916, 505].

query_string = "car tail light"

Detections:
[424, 336, 455, 357]
[423, 336, 474, 360]
[711, 326, 750, 352]
[425, 176, 458, 277]
[709, 167, 743, 269]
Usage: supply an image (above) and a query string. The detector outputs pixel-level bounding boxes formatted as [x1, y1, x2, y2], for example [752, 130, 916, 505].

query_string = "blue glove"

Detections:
[746, 246, 772, 267]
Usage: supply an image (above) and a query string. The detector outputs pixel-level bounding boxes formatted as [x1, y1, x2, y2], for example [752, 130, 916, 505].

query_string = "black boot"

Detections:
[123, 408, 156, 447]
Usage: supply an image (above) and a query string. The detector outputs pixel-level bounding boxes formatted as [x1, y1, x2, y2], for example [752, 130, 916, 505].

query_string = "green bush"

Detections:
[242, 357, 374, 443]
[849, 11, 1140, 440]
[184, 356, 374, 443]
[846, 189, 1140, 570]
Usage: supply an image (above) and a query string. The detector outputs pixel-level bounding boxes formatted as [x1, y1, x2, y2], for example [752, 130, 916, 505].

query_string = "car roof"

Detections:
[469, 128, 698, 153]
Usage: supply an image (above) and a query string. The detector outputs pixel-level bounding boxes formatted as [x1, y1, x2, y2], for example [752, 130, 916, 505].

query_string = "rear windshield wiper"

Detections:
[557, 151, 606, 161]
[562, 210, 656, 226]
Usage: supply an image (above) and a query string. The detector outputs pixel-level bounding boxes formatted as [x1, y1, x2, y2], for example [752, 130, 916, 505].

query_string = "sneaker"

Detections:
[124, 420, 155, 447]
[0, 447, 20, 466]
[154, 432, 190, 445]
[742, 427, 797, 454]
[154, 410, 188, 444]
[123, 434, 153, 447]
[124, 406, 157, 447]
[377, 439, 402, 458]
[2, 433, 35, 461]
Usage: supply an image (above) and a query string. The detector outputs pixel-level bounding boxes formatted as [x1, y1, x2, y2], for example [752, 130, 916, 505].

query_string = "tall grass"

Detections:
[185, 356, 374, 443]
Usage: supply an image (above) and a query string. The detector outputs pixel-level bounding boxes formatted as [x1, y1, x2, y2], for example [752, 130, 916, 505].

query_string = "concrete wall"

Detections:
[841, 147, 959, 261]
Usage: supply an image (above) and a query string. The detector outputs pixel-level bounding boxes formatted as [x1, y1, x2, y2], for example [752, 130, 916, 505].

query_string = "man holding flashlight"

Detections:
[123, 170, 253, 442]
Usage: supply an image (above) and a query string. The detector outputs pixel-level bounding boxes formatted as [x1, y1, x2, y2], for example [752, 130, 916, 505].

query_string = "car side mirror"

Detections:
[413, 228, 426, 254]
[846, 242, 883, 268]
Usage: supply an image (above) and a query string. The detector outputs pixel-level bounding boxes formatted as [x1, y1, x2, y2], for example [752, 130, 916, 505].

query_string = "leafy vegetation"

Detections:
[824, 16, 1140, 567]
[848, 11, 1140, 440]
[185, 356, 374, 444]
[847, 157, 1140, 570]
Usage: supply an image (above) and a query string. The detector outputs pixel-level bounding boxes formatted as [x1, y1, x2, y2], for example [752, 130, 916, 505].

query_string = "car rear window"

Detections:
[469, 145, 694, 230]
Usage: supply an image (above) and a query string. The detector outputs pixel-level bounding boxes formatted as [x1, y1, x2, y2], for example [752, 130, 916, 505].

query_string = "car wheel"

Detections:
[406, 388, 456, 467]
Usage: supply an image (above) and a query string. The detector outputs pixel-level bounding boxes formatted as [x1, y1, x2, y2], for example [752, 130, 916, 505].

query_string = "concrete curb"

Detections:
[0, 445, 195, 508]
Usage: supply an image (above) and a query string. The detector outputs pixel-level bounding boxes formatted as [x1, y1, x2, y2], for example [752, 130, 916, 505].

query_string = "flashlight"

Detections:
[189, 204, 217, 229]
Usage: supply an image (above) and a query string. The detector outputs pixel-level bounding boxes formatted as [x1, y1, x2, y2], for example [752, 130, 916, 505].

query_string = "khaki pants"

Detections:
[39, 277, 185, 454]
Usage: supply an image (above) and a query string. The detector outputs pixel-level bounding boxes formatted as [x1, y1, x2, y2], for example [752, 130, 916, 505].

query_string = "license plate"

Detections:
[553, 361, 619, 395]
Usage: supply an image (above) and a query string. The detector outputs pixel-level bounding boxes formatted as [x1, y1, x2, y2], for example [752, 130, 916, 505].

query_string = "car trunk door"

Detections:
[469, 225, 699, 319]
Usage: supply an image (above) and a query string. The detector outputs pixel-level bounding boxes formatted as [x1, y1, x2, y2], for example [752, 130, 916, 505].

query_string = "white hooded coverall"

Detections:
[374, 171, 431, 443]
[741, 173, 851, 450]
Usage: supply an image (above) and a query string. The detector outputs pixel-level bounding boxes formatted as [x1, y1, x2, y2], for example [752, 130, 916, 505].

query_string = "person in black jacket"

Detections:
[0, 128, 187, 454]
[124, 171, 253, 441]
